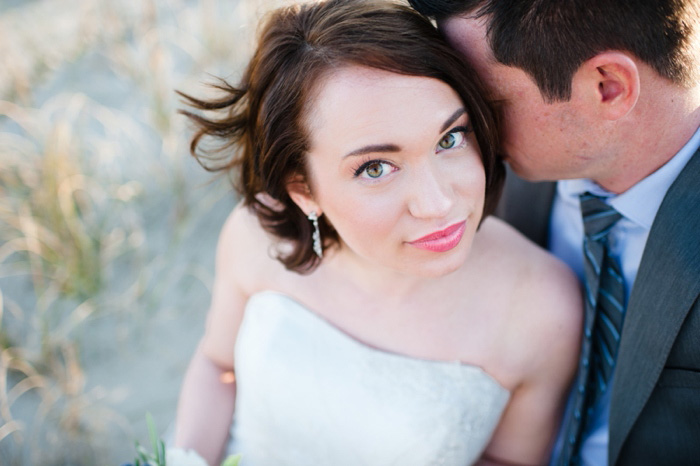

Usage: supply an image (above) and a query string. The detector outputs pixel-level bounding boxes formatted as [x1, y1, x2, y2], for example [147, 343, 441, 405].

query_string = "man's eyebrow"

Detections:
[343, 108, 467, 159]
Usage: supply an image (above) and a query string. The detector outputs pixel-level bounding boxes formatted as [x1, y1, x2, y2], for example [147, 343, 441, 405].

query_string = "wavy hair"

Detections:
[179, 0, 503, 273]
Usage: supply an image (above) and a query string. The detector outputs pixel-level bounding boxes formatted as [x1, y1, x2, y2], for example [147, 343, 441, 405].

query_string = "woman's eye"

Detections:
[355, 160, 395, 179]
[366, 162, 384, 178]
[437, 129, 466, 151]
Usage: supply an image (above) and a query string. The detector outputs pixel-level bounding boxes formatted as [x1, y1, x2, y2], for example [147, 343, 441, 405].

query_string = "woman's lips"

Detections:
[408, 221, 466, 252]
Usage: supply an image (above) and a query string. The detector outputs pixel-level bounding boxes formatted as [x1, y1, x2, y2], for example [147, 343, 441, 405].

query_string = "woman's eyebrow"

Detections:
[440, 108, 466, 133]
[343, 143, 401, 159]
[343, 108, 467, 159]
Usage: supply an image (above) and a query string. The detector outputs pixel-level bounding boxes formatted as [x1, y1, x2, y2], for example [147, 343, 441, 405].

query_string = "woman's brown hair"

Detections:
[179, 0, 504, 273]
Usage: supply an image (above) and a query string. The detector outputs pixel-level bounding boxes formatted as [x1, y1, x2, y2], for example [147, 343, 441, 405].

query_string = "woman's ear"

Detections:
[574, 51, 640, 120]
[286, 174, 322, 217]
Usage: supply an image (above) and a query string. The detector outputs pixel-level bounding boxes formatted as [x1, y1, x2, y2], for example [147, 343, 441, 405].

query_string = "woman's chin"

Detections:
[404, 247, 471, 279]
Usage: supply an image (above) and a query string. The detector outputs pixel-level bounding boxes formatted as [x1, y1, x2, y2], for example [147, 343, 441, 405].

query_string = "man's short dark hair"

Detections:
[409, 0, 700, 101]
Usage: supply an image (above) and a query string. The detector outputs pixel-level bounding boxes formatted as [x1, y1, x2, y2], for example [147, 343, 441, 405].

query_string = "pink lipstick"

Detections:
[409, 221, 466, 253]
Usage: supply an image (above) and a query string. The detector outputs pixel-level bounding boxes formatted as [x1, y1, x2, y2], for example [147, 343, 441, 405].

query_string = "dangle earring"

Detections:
[307, 211, 323, 259]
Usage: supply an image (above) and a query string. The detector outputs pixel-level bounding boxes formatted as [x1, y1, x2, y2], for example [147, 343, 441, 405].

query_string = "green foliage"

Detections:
[130, 413, 241, 466]
[0, 0, 274, 463]
[221, 455, 242, 466]
[132, 413, 165, 466]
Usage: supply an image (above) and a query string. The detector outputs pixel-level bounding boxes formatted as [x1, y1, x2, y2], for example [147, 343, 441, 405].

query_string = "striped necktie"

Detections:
[559, 192, 626, 465]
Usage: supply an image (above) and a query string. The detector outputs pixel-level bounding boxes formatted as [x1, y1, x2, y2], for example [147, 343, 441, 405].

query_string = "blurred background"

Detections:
[0, 0, 282, 463]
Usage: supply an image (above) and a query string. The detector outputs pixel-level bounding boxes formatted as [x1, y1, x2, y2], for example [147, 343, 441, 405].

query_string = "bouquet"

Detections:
[122, 413, 241, 466]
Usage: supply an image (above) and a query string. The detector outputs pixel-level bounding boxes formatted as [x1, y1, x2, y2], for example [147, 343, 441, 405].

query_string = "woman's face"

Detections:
[297, 66, 486, 278]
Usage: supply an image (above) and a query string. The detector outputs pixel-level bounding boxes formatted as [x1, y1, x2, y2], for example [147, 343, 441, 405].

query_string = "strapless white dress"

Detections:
[225, 291, 510, 466]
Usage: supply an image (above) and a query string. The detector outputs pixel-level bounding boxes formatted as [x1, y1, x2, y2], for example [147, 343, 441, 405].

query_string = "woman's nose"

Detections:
[406, 163, 453, 219]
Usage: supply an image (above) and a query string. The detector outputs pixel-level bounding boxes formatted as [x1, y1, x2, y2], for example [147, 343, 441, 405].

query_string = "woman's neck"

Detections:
[321, 245, 464, 310]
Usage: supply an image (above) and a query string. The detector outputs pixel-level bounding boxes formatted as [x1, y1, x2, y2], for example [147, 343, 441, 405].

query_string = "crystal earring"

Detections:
[308, 211, 323, 259]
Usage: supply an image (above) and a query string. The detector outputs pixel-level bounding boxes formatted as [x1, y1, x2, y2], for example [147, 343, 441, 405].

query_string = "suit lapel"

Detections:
[609, 148, 700, 464]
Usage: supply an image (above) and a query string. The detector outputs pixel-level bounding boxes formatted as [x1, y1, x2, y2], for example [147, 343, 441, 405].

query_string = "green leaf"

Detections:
[221, 454, 242, 466]
[135, 442, 150, 460]
[158, 438, 166, 465]
[146, 412, 160, 463]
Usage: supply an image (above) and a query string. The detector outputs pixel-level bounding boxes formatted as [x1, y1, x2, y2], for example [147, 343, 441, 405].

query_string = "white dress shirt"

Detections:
[548, 125, 700, 466]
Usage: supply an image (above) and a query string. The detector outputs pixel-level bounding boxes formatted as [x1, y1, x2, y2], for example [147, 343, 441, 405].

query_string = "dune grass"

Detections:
[0, 0, 285, 463]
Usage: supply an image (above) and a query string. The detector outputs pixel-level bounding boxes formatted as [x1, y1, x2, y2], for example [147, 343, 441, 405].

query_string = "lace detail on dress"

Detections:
[227, 291, 510, 466]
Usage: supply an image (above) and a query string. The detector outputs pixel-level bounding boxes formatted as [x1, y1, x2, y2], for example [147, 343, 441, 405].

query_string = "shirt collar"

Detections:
[558, 125, 700, 229]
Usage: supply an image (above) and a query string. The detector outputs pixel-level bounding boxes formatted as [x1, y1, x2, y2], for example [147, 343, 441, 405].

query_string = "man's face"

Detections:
[439, 15, 599, 182]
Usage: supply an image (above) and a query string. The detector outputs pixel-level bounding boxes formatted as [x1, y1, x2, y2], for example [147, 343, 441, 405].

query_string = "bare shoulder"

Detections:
[475, 217, 580, 305]
[474, 216, 559, 267]
[217, 201, 285, 292]
[199, 201, 285, 367]
[474, 217, 583, 365]
[472, 218, 583, 464]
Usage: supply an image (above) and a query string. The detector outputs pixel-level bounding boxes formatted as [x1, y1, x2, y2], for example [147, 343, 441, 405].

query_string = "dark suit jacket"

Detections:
[494, 149, 700, 465]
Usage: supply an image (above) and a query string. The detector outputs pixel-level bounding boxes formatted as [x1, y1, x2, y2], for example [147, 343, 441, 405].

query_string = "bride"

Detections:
[172, 0, 582, 465]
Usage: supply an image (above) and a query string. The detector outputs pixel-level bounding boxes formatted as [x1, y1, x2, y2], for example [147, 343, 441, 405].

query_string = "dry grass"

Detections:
[0, 0, 286, 464]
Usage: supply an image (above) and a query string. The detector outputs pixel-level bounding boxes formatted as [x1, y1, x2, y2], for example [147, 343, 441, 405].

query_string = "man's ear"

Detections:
[286, 174, 322, 217]
[574, 51, 640, 120]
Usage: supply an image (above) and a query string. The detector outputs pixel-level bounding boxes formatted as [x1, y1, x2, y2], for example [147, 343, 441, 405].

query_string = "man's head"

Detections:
[409, 0, 699, 101]
[409, 0, 700, 189]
